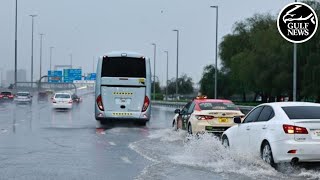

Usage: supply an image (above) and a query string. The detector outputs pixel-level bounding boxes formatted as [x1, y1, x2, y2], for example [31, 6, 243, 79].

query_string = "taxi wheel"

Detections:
[172, 120, 177, 130]
[187, 124, 192, 134]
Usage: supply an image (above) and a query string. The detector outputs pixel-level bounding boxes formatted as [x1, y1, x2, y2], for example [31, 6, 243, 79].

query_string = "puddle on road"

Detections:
[130, 129, 320, 180]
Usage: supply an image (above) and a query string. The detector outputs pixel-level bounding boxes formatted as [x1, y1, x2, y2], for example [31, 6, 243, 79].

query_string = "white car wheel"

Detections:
[261, 142, 275, 166]
[222, 136, 229, 148]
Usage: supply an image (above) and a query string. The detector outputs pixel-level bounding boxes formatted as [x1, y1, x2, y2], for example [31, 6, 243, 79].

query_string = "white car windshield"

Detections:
[17, 93, 29, 96]
[55, 94, 70, 99]
[282, 106, 320, 119]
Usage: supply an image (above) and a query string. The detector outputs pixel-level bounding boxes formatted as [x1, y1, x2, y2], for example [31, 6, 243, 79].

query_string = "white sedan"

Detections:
[14, 92, 32, 103]
[52, 93, 73, 109]
[221, 102, 320, 167]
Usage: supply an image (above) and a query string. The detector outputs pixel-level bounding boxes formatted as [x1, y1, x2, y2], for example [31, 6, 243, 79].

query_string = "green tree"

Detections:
[151, 81, 161, 94]
[199, 65, 234, 99]
[167, 74, 194, 95]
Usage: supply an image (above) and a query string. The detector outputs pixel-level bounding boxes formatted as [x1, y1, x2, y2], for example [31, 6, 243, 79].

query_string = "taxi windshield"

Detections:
[199, 102, 239, 110]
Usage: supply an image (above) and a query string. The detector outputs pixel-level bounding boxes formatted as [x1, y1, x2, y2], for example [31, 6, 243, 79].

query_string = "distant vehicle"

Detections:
[222, 102, 320, 167]
[172, 96, 244, 134]
[37, 91, 48, 102]
[0, 91, 14, 101]
[71, 94, 81, 103]
[95, 51, 151, 126]
[52, 93, 73, 109]
[14, 92, 32, 103]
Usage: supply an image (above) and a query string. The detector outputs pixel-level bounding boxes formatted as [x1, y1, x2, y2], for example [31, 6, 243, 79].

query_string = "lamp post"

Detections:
[151, 43, 156, 101]
[93, 56, 95, 72]
[210, 5, 219, 99]
[49, 46, 54, 71]
[39, 33, 44, 80]
[173, 29, 179, 100]
[164, 51, 169, 101]
[14, 0, 18, 86]
[70, 54, 73, 68]
[30, 15, 37, 87]
[293, 0, 297, 101]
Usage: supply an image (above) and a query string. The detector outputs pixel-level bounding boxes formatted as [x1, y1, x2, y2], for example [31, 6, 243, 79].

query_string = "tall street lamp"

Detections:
[30, 14, 37, 87]
[164, 51, 169, 101]
[173, 29, 179, 100]
[151, 43, 157, 101]
[210, 5, 219, 99]
[49, 46, 54, 71]
[39, 33, 44, 80]
[70, 54, 73, 68]
[14, 0, 18, 86]
[93, 56, 95, 72]
[293, 0, 297, 101]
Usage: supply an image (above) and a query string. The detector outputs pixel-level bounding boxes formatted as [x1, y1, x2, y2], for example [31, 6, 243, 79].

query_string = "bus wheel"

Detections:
[136, 121, 147, 126]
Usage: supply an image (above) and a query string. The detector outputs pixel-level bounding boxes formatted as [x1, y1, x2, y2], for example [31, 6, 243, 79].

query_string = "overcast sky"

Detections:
[0, 0, 294, 86]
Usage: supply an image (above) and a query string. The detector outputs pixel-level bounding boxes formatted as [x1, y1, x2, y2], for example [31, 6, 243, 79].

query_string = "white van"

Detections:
[95, 51, 151, 125]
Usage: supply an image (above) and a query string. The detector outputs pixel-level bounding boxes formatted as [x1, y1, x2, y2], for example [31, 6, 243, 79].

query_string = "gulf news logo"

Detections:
[277, 2, 318, 43]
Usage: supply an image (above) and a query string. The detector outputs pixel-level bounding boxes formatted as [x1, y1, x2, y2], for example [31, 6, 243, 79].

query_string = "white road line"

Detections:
[120, 156, 132, 164]
[128, 141, 160, 163]
[109, 141, 116, 146]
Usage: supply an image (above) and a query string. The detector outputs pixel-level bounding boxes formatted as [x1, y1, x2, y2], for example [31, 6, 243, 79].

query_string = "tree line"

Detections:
[200, 1, 320, 103]
[153, 1, 320, 102]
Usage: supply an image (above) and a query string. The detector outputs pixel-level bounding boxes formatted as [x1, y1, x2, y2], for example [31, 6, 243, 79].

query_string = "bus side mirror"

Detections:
[174, 109, 180, 114]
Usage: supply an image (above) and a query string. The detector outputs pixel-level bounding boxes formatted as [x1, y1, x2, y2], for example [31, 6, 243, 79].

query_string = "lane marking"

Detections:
[120, 156, 132, 164]
[129, 141, 160, 163]
[109, 141, 116, 146]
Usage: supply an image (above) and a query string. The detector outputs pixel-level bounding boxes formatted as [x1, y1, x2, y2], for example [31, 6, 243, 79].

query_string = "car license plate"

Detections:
[4, 97, 8, 99]
[115, 98, 131, 105]
[218, 118, 229, 123]
[311, 129, 320, 138]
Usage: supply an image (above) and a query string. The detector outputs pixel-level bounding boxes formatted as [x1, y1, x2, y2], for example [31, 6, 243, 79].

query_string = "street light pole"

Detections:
[151, 43, 156, 101]
[49, 46, 54, 72]
[30, 15, 37, 88]
[14, 0, 18, 86]
[70, 54, 73, 68]
[293, 0, 297, 101]
[39, 33, 44, 80]
[210, 5, 219, 99]
[93, 56, 95, 72]
[164, 51, 169, 101]
[173, 29, 179, 100]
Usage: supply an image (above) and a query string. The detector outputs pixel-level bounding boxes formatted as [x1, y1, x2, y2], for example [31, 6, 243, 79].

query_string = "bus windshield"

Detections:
[101, 57, 146, 78]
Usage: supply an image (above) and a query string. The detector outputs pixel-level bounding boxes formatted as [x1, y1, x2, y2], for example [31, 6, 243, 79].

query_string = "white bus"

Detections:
[95, 51, 151, 125]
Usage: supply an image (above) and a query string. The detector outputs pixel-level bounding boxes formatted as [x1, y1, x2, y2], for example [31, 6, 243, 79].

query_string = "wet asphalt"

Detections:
[0, 90, 318, 180]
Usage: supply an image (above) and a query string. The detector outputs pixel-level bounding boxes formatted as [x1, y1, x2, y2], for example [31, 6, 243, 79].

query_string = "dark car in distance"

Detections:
[0, 92, 14, 101]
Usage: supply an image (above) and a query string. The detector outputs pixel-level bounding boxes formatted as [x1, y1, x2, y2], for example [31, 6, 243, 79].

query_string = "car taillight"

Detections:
[68, 100, 73, 104]
[195, 115, 214, 120]
[96, 95, 104, 111]
[52, 99, 56, 103]
[283, 124, 308, 134]
[0, 95, 3, 98]
[142, 96, 150, 112]
[9, 95, 14, 98]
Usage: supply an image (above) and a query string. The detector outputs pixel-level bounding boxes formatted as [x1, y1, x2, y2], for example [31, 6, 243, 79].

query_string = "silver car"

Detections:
[14, 92, 32, 103]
